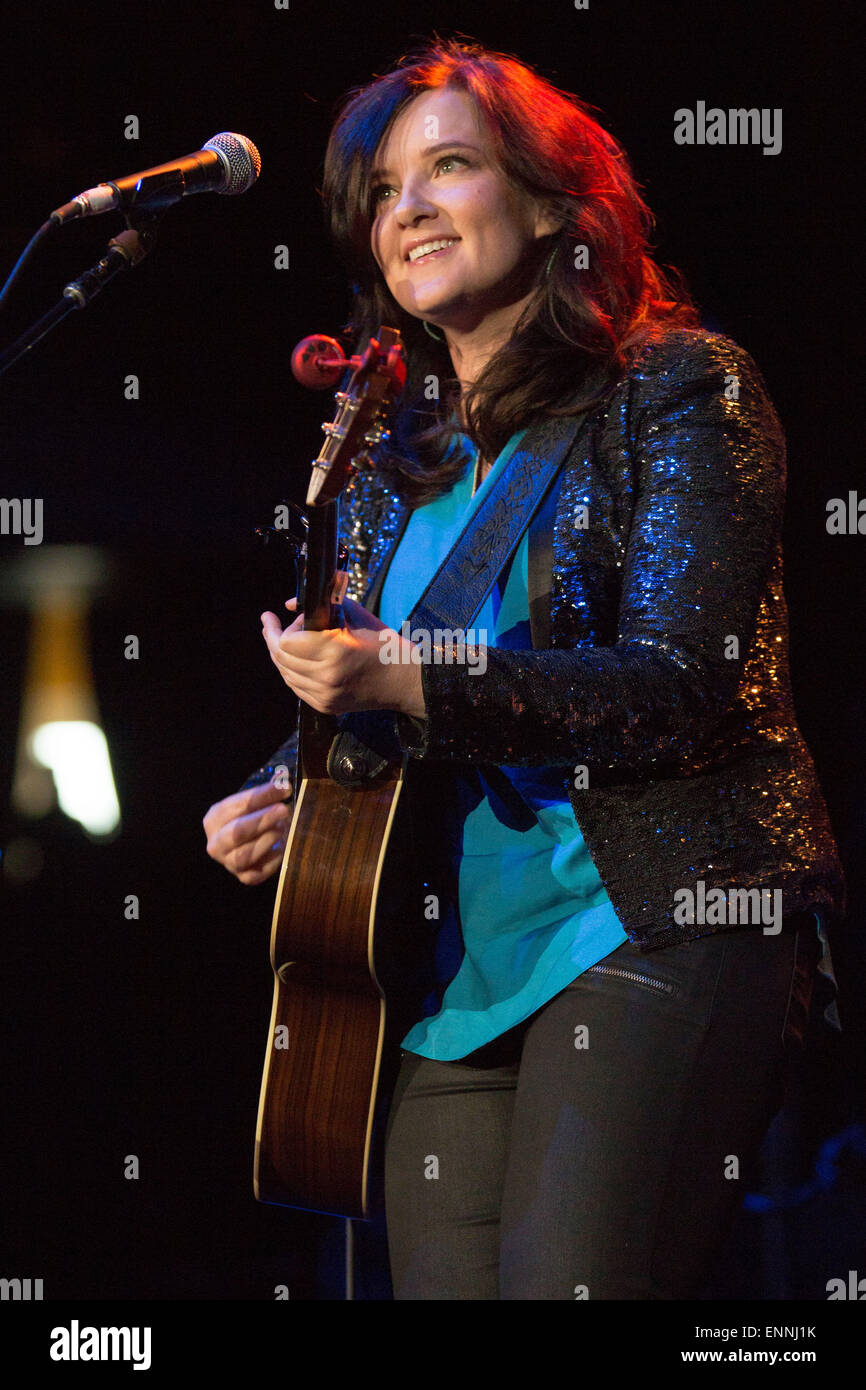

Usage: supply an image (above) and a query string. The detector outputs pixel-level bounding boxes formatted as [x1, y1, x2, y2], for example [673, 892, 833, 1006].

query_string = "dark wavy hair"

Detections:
[322, 38, 699, 506]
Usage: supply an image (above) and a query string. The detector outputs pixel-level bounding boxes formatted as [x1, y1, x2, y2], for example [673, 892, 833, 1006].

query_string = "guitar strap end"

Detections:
[326, 709, 405, 787]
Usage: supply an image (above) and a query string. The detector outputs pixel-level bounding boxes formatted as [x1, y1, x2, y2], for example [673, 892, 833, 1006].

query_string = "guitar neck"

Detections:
[297, 499, 341, 779]
[302, 500, 340, 632]
[292, 323, 405, 774]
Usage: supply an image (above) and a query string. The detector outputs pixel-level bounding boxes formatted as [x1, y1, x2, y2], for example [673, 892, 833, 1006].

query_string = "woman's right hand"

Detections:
[203, 779, 292, 885]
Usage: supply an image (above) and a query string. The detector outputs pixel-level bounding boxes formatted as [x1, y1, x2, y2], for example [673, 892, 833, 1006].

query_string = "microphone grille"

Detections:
[203, 132, 262, 195]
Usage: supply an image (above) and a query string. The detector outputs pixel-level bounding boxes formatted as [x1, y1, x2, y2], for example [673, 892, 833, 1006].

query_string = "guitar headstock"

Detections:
[305, 326, 405, 508]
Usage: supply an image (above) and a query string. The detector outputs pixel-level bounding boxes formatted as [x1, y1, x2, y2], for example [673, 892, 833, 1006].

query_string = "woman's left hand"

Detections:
[261, 596, 426, 718]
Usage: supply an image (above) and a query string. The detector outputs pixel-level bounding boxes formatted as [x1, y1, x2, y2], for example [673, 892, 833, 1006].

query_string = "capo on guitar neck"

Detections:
[256, 504, 351, 614]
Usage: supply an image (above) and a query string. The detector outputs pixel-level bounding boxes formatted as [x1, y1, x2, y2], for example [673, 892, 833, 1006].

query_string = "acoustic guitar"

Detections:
[253, 326, 423, 1221]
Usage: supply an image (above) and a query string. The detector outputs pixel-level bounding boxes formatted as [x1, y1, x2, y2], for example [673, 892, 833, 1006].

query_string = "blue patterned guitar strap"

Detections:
[403, 410, 589, 637]
[325, 409, 589, 786]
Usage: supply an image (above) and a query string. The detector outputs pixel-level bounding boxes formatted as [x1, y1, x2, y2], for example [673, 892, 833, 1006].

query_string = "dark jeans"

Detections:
[383, 919, 821, 1300]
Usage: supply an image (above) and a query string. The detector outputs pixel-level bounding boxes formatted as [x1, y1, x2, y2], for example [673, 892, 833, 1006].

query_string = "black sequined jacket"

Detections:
[250, 327, 846, 951]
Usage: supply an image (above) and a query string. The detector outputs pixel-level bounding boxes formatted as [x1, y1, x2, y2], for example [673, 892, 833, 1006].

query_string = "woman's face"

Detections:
[369, 87, 558, 335]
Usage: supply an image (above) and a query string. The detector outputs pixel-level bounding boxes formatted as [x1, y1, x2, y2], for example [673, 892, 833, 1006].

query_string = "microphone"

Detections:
[50, 132, 262, 224]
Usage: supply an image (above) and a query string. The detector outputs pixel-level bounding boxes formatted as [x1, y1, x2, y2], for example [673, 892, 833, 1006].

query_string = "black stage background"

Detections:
[1, 0, 863, 1331]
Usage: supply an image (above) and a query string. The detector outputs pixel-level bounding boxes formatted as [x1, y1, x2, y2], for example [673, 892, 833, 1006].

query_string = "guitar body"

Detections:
[254, 706, 406, 1219]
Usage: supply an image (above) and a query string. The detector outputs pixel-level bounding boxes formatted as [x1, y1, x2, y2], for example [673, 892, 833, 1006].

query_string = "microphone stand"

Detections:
[0, 211, 160, 379]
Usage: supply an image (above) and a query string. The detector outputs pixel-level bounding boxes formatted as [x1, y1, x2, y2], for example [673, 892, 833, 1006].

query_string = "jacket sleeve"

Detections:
[394, 332, 787, 776]
[237, 729, 298, 793]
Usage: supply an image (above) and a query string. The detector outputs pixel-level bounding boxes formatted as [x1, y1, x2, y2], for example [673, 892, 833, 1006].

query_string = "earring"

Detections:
[544, 246, 559, 280]
[423, 320, 444, 342]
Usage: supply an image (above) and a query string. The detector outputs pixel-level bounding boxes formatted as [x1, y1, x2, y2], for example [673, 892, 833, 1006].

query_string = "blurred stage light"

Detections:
[30, 720, 120, 836]
[4, 546, 120, 839]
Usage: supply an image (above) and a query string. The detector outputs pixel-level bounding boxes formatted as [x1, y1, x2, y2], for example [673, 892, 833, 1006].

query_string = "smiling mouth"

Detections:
[407, 238, 460, 264]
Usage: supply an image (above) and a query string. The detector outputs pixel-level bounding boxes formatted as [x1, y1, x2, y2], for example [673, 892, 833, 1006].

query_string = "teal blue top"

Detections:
[377, 429, 628, 1060]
